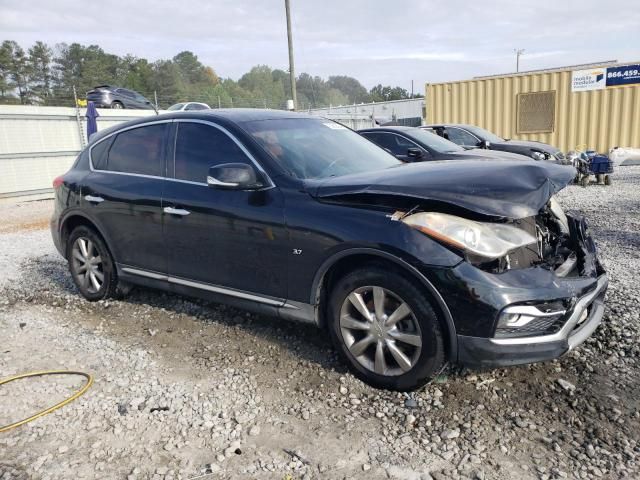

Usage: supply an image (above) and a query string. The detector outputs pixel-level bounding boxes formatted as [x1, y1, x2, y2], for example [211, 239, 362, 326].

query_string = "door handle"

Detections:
[84, 195, 104, 204]
[163, 207, 190, 216]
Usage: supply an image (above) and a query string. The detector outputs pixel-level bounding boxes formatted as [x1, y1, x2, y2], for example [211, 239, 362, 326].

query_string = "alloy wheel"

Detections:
[339, 286, 422, 376]
[71, 237, 104, 294]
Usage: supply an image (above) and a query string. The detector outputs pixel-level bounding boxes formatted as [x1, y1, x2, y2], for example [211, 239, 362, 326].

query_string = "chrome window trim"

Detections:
[88, 119, 173, 180]
[121, 266, 286, 307]
[87, 117, 275, 190]
[172, 118, 275, 190]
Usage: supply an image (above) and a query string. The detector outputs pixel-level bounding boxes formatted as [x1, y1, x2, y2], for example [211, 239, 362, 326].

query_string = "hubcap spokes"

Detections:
[340, 286, 422, 376]
[72, 238, 104, 294]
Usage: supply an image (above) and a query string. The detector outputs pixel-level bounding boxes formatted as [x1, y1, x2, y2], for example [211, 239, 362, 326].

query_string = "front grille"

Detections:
[495, 315, 566, 338]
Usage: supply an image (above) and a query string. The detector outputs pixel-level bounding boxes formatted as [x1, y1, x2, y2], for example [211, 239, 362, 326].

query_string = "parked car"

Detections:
[51, 109, 607, 391]
[86, 85, 155, 110]
[422, 124, 567, 163]
[167, 102, 211, 111]
[359, 126, 530, 162]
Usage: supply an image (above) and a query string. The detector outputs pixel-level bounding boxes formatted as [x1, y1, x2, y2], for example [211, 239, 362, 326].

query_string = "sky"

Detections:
[1, 0, 639, 90]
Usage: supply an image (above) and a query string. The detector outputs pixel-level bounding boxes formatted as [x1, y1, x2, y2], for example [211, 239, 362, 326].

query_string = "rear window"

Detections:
[90, 137, 112, 170]
[105, 124, 167, 176]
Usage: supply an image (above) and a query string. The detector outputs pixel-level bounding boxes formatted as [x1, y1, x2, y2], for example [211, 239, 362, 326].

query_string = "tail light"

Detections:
[53, 175, 64, 189]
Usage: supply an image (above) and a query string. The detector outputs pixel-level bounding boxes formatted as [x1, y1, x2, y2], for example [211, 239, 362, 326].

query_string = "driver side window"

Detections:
[444, 127, 478, 147]
[173, 123, 252, 183]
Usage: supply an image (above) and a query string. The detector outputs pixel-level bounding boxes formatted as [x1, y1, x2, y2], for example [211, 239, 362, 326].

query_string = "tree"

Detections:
[151, 60, 182, 107]
[1, 41, 32, 103]
[369, 84, 410, 102]
[117, 55, 154, 94]
[327, 75, 370, 104]
[0, 39, 418, 110]
[0, 42, 12, 98]
[28, 41, 53, 102]
[173, 51, 209, 85]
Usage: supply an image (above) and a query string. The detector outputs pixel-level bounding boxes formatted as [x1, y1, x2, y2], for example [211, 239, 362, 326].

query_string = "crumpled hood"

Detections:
[307, 159, 576, 219]
[497, 139, 561, 154]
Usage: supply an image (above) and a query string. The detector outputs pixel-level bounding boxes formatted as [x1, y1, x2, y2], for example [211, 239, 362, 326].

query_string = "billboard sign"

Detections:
[571, 68, 606, 92]
[606, 64, 640, 87]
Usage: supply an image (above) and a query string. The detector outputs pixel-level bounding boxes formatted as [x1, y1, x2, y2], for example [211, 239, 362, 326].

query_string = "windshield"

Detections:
[242, 118, 402, 179]
[464, 125, 504, 143]
[167, 103, 185, 111]
[408, 129, 465, 153]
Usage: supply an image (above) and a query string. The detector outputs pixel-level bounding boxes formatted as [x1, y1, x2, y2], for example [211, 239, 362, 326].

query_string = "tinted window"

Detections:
[408, 129, 465, 153]
[106, 124, 166, 176]
[90, 137, 112, 170]
[174, 123, 251, 182]
[362, 132, 397, 152]
[363, 132, 417, 156]
[444, 127, 479, 147]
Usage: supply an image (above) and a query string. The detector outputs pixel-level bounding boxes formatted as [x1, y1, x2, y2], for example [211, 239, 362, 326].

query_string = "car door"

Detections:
[83, 121, 169, 274]
[443, 127, 480, 149]
[119, 89, 137, 108]
[162, 119, 288, 300]
[133, 92, 151, 109]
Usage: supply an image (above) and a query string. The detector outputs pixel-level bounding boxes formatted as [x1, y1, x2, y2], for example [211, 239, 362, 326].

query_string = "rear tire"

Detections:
[111, 101, 124, 109]
[581, 176, 589, 187]
[604, 175, 612, 186]
[327, 266, 445, 391]
[66, 226, 118, 301]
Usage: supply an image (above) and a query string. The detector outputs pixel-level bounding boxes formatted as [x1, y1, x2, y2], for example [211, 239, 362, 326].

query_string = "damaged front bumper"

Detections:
[424, 212, 608, 368]
[457, 274, 607, 367]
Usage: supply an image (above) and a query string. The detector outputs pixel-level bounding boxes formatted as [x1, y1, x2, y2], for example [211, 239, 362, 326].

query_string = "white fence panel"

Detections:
[0, 106, 155, 199]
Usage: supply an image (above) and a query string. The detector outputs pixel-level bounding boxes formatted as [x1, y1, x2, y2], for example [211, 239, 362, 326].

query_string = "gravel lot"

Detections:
[1, 168, 639, 480]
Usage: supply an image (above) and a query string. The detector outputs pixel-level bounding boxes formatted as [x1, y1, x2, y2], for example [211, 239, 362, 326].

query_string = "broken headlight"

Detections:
[402, 212, 537, 260]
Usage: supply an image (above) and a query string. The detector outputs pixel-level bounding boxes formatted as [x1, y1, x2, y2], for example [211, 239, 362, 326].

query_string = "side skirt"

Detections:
[117, 265, 318, 325]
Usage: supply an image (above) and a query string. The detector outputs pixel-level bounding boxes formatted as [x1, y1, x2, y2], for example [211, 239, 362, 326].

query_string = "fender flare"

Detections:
[310, 248, 458, 360]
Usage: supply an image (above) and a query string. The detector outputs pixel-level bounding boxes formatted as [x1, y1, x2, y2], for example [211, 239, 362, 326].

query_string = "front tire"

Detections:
[328, 266, 445, 391]
[111, 101, 124, 109]
[67, 226, 118, 301]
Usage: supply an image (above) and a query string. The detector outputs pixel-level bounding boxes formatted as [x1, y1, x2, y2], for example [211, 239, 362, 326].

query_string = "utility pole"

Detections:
[285, 0, 297, 110]
[514, 48, 525, 72]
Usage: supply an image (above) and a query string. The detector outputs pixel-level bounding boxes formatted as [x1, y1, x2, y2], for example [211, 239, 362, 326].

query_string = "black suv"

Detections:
[86, 85, 155, 110]
[51, 110, 608, 391]
[422, 124, 566, 163]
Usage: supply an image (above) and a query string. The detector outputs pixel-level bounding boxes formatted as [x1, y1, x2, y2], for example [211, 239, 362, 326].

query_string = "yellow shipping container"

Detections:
[426, 62, 640, 153]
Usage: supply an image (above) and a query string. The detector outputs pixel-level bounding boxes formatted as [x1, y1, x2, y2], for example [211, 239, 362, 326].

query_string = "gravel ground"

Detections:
[1, 168, 639, 480]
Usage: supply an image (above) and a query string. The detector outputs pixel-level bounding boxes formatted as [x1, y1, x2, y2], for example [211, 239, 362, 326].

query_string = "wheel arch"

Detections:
[60, 212, 115, 260]
[311, 248, 457, 360]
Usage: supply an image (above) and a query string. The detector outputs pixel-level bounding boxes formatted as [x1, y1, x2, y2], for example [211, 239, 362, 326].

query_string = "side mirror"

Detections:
[407, 147, 424, 159]
[479, 140, 490, 149]
[207, 163, 263, 190]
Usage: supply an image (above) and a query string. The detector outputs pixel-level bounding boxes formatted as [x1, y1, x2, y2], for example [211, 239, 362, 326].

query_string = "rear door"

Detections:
[162, 120, 288, 300]
[83, 121, 169, 273]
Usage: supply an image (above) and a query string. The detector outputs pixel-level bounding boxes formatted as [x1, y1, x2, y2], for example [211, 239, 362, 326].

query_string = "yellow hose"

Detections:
[0, 371, 93, 433]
